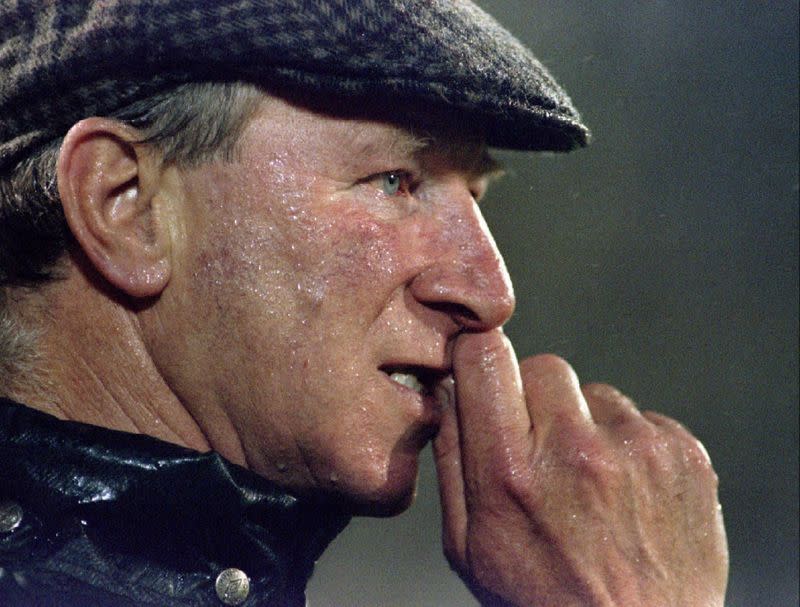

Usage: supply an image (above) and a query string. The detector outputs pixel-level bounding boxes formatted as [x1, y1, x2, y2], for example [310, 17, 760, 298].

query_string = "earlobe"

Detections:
[57, 118, 171, 298]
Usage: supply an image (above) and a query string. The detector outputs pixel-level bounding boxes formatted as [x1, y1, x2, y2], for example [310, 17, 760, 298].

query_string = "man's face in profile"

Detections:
[150, 94, 515, 513]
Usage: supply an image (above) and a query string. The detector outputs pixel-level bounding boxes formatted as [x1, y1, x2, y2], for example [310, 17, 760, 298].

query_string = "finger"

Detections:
[519, 354, 593, 438]
[642, 409, 689, 431]
[452, 330, 531, 481]
[581, 383, 642, 426]
[432, 377, 468, 567]
[643, 410, 715, 469]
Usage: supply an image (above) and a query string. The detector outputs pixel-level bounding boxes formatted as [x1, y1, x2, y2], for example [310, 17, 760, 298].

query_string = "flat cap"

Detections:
[0, 1, 589, 173]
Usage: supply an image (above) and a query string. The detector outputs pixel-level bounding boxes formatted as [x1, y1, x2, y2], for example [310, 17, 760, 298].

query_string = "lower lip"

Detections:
[384, 374, 443, 426]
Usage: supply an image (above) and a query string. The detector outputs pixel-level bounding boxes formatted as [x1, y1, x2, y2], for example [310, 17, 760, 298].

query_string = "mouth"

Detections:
[379, 364, 453, 447]
[379, 364, 449, 400]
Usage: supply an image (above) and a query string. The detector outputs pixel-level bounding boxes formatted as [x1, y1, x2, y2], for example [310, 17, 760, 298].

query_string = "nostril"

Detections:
[424, 302, 481, 327]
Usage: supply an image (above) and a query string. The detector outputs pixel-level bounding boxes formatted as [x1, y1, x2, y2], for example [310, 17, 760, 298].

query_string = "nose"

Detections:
[409, 198, 516, 332]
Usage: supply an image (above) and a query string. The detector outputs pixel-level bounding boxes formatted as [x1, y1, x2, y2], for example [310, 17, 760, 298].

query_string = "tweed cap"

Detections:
[0, 1, 589, 173]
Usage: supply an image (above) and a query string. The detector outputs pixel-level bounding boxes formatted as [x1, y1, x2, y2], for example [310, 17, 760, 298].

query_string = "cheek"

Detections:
[187, 169, 314, 311]
[287, 210, 413, 307]
[326, 218, 401, 283]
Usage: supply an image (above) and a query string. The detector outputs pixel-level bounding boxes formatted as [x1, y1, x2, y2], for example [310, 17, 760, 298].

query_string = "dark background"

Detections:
[309, 2, 799, 605]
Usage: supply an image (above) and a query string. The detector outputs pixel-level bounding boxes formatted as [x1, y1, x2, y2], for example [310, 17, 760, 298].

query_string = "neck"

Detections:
[5, 262, 212, 454]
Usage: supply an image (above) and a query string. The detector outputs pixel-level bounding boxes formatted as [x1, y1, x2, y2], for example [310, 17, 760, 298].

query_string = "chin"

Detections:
[344, 481, 419, 518]
[331, 448, 423, 517]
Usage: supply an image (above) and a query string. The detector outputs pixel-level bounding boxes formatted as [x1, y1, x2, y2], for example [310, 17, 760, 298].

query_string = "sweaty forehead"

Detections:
[250, 93, 498, 177]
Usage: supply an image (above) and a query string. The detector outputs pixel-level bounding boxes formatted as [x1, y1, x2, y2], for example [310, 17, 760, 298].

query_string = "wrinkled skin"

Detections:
[144, 96, 515, 513]
[434, 331, 728, 606]
[160, 96, 728, 604]
[51, 90, 728, 605]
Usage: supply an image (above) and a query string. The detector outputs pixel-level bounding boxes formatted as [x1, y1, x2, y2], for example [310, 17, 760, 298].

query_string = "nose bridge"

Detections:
[412, 194, 516, 331]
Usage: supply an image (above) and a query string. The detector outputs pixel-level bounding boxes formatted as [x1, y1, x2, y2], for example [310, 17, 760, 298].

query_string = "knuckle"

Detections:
[522, 352, 566, 367]
[643, 409, 686, 432]
[582, 382, 621, 400]
[640, 439, 676, 477]
[497, 463, 534, 502]
[519, 353, 572, 378]
[579, 451, 622, 483]
[631, 422, 674, 457]
[609, 409, 638, 427]
[636, 425, 720, 485]
[485, 445, 534, 501]
[645, 413, 715, 465]
[624, 417, 659, 442]
[683, 436, 717, 477]
[562, 433, 620, 480]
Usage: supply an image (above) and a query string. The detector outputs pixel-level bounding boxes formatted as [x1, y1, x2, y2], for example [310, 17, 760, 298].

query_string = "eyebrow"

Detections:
[350, 129, 431, 165]
[349, 124, 506, 181]
[387, 131, 432, 158]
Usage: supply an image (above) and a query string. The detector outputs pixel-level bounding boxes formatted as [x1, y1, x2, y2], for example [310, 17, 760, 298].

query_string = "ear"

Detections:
[57, 118, 172, 298]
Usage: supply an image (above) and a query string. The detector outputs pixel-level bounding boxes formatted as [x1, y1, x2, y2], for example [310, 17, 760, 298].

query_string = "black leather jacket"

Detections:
[0, 398, 350, 606]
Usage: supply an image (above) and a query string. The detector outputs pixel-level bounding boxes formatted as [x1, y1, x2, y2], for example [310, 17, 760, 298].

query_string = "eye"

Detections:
[382, 172, 403, 195]
[377, 171, 412, 196]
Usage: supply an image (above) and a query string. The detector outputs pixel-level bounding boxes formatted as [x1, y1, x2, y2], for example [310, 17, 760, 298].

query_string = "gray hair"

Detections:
[0, 80, 263, 288]
[0, 81, 264, 390]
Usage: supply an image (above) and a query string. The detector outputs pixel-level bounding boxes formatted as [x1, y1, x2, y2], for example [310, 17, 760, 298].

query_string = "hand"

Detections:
[433, 330, 728, 607]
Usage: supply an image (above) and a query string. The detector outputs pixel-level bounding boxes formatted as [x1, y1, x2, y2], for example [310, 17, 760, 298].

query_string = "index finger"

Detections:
[519, 354, 593, 439]
[452, 330, 532, 476]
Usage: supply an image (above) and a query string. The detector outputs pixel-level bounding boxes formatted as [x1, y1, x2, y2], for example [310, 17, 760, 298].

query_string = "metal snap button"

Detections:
[0, 501, 22, 533]
[215, 567, 250, 605]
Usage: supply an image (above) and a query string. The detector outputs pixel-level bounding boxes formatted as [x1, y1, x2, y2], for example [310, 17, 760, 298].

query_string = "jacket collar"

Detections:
[0, 398, 350, 605]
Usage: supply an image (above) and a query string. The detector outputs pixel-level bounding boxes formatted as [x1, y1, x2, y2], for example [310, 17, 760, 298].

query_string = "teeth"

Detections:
[389, 372, 425, 394]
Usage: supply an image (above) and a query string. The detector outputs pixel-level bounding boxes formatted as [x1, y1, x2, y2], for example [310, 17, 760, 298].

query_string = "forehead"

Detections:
[249, 92, 498, 176]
